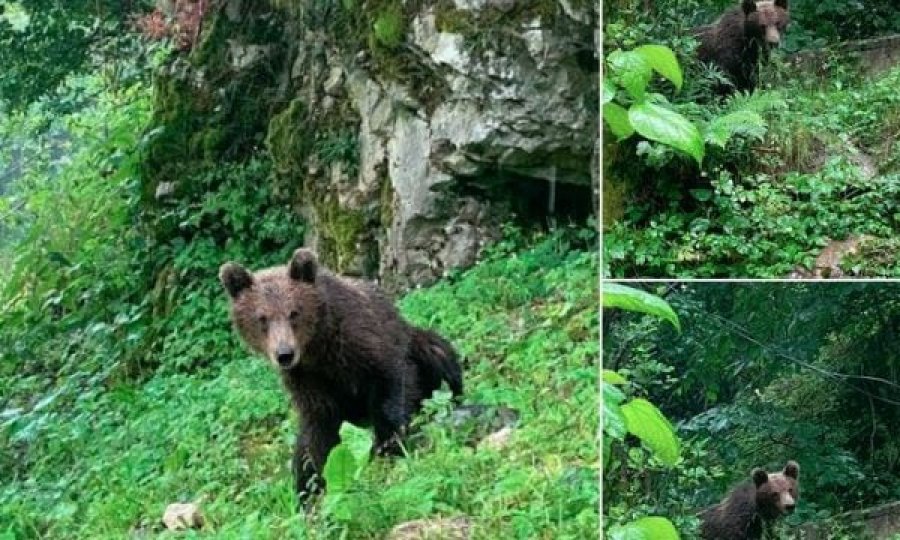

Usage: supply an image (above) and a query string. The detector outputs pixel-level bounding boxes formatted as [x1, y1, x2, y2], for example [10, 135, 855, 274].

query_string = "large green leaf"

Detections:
[322, 445, 356, 493]
[635, 45, 683, 91]
[607, 517, 681, 540]
[629, 101, 704, 165]
[601, 283, 680, 331]
[604, 102, 634, 140]
[603, 77, 617, 104]
[322, 492, 352, 521]
[608, 49, 652, 101]
[322, 423, 374, 493]
[603, 370, 628, 385]
[621, 399, 681, 467]
[603, 383, 627, 440]
[339, 422, 373, 466]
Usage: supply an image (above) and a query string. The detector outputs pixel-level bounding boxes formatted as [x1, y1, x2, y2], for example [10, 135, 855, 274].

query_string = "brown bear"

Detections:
[699, 460, 800, 540]
[219, 248, 463, 501]
[693, 0, 790, 93]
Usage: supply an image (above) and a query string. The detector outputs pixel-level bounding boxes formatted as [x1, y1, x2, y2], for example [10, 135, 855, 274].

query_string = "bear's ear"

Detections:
[752, 468, 769, 487]
[774, 0, 787, 9]
[289, 248, 318, 283]
[784, 460, 799, 479]
[741, 0, 757, 15]
[220, 262, 253, 299]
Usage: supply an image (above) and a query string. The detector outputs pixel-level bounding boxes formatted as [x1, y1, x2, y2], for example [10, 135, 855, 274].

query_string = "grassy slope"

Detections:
[1, 234, 598, 539]
[606, 63, 900, 278]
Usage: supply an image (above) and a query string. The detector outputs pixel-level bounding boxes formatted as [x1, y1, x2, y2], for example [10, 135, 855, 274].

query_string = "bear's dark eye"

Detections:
[289, 310, 300, 321]
[258, 315, 268, 328]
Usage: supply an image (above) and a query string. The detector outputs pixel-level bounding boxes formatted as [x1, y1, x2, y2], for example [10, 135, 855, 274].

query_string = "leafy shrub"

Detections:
[604, 43, 767, 169]
[0, 0, 158, 111]
[605, 64, 900, 278]
[602, 284, 682, 539]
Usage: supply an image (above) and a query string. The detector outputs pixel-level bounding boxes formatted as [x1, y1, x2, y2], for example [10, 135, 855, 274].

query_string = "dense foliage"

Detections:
[602, 284, 682, 540]
[0, 0, 155, 111]
[0, 5, 599, 538]
[603, 1, 900, 278]
[603, 283, 900, 538]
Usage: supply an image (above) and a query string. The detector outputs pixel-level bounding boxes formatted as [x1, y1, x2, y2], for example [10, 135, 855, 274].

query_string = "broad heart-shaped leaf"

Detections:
[602, 283, 680, 331]
[322, 492, 352, 521]
[603, 78, 617, 104]
[607, 516, 681, 540]
[339, 422, 373, 467]
[603, 102, 634, 140]
[323, 423, 373, 493]
[635, 45, 683, 91]
[608, 49, 652, 101]
[621, 398, 681, 467]
[603, 382, 627, 440]
[629, 100, 704, 165]
[704, 110, 767, 148]
[322, 445, 357, 493]
[603, 369, 628, 385]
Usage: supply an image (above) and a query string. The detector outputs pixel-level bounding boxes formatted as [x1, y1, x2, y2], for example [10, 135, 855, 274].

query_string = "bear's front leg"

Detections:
[292, 417, 341, 505]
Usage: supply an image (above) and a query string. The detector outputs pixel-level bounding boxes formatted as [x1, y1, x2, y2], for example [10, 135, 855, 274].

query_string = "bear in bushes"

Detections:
[219, 248, 463, 501]
[693, 0, 790, 93]
[699, 460, 800, 539]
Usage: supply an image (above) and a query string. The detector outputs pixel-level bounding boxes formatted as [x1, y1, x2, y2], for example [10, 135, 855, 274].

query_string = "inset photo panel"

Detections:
[601, 0, 900, 278]
[602, 281, 900, 539]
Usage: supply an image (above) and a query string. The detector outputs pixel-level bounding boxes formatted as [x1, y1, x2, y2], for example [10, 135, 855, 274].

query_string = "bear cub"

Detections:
[219, 248, 463, 501]
[699, 460, 800, 540]
[694, 0, 790, 93]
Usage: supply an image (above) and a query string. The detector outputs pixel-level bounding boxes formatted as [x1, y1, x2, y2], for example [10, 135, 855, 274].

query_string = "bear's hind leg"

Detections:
[371, 376, 417, 456]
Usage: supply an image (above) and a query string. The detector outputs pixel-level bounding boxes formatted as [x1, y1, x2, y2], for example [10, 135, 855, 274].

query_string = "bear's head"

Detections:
[741, 0, 789, 49]
[219, 248, 322, 371]
[752, 460, 800, 520]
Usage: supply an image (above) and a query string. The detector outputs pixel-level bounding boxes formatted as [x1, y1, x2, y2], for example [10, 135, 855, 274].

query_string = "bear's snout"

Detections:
[780, 491, 796, 514]
[276, 344, 296, 368]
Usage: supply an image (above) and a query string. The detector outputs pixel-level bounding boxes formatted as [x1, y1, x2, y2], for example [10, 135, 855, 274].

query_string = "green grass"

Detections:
[1, 232, 598, 539]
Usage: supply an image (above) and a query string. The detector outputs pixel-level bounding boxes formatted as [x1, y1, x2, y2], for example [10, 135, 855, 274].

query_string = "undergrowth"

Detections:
[0, 62, 598, 539]
[1, 229, 598, 539]
[605, 64, 900, 278]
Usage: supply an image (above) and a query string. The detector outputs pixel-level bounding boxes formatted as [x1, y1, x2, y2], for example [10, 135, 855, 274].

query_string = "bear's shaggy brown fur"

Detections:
[219, 248, 463, 501]
[699, 460, 800, 540]
[694, 0, 790, 93]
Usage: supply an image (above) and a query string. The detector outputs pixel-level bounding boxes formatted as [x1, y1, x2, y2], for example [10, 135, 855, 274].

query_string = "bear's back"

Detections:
[307, 272, 410, 372]
[699, 482, 764, 540]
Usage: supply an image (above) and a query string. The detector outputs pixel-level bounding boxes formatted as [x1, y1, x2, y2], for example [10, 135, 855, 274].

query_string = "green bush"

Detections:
[605, 65, 900, 278]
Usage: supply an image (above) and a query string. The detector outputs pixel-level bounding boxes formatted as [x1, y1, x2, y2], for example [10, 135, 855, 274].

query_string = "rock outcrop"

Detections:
[143, 0, 598, 289]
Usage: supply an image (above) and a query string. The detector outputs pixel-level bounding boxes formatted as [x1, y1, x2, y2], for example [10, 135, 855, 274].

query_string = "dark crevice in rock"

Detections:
[448, 173, 595, 228]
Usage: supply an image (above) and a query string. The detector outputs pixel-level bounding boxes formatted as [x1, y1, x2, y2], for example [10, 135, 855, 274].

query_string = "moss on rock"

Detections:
[434, 0, 572, 36]
[139, 1, 287, 205]
[266, 97, 313, 178]
[309, 194, 368, 272]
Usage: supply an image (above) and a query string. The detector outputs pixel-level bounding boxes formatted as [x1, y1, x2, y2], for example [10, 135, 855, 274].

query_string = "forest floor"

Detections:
[1, 232, 598, 539]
